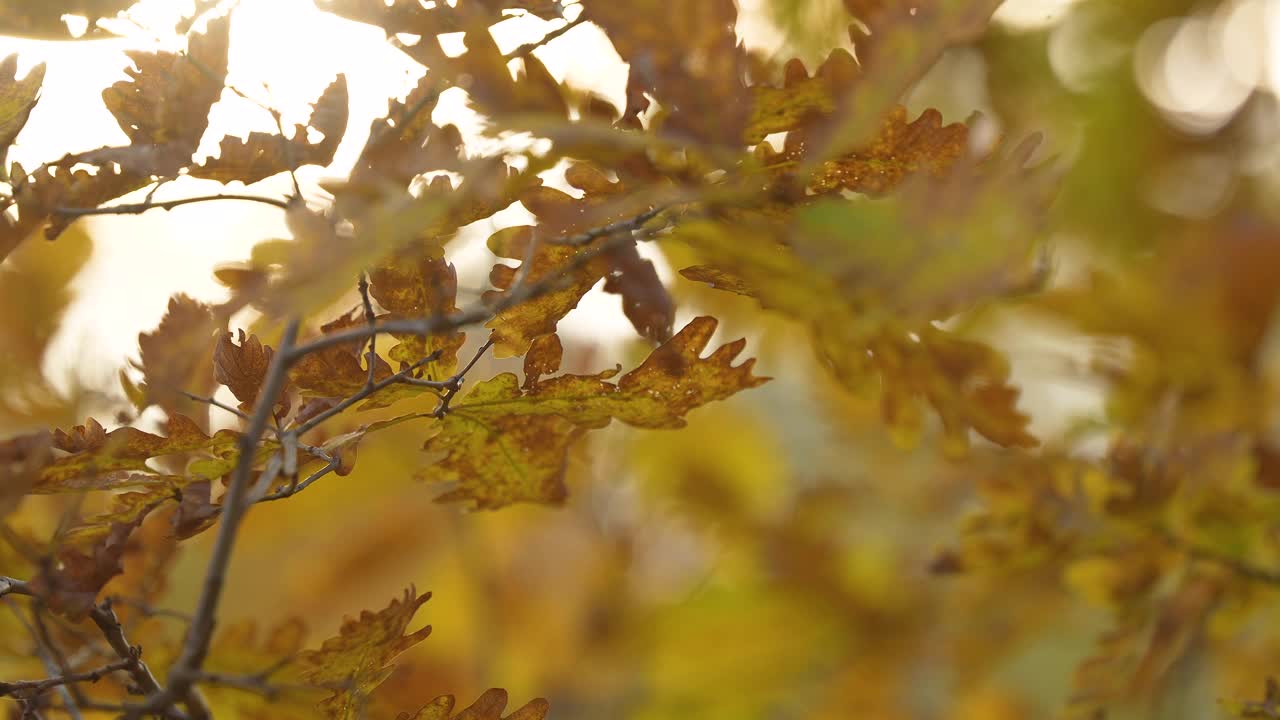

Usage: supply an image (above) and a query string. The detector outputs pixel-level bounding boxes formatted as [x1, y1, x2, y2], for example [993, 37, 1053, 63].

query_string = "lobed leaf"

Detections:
[423, 316, 768, 508]
[297, 587, 434, 719]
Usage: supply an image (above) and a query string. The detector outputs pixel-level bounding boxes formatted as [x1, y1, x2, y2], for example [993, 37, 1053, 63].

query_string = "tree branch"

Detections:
[505, 15, 587, 59]
[0, 659, 132, 699]
[51, 193, 290, 219]
[0, 575, 33, 598]
[87, 601, 188, 720]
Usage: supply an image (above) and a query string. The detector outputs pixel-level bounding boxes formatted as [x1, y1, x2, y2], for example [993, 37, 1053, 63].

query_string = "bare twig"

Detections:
[0, 659, 132, 699]
[6, 602, 84, 720]
[290, 206, 665, 357]
[431, 339, 495, 418]
[106, 596, 193, 622]
[1, 575, 33, 598]
[87, 601, 189, 720]
[179, 391, 250, 422]
[548, 204, 666, 246]
[505, 14, 587, 59]
[154, 321, 301, 717]
[52, 194, 290, 219]
[290, 349, 444, 436]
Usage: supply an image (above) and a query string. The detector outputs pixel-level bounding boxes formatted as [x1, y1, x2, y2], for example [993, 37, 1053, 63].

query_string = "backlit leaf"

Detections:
[423, 316, 768, 508]
[297, 587, 433, 719]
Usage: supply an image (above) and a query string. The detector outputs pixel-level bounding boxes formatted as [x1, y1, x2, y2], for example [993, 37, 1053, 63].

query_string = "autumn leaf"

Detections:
[214, 329, 289, 416]
[422, 316, 768, 508]
[484, 164, 668, 356]
[0, 54, 44, 178]
[191, 75, 349, 184]
[133, 294, 225, 416]
[36, 414, 245, 493]
[31, 488, 174, 616]
[745, 50, 858, 144]
[370, 250, 466, 379]
[349, 74, 457, 191]
[0, 430, 51, 516]
[802, 0, 1002, 166]
[584, 0, 750, 145]
[398, 689, 549, 720]
[297, 587, 433, 719]
[102, 14, 230, 173]
[0, 1, 135, 40]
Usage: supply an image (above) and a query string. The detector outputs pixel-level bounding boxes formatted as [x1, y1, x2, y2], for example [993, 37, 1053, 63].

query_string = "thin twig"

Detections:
[179, 391, 250, 422]
[87, 601, 188, 720]
[0, 575, 33, 598]
[0, 659, 132, 698]
[148, 321, 301, 719]
[6, 602, 84, 720]
[52, 194, 290, 219]
[431, 339, 495, 418]
[290, 349, 444, 436]
[106, 596, 193, 622]
[549, 204, 666, 246]
[505, 14, 587, 59]
[289, 206, 665, 357]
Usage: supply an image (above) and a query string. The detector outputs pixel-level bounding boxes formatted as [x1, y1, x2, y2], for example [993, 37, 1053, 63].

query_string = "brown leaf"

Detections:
[484, 166, 658, 357]
[0, 430, 51, 516]
[102, 14, 230, 170]
[423, 317, 768, 508]
[297, 587, 433, 718]
[0, 54, 45, 171]
[369, 251, 466, 379]
[399, 689, 549, 720]
[135, 294, 225, 416]
[585, 0, 750, 145]
[191, 75, 349, 184]
[602, 242, 674, 344]
[37, 414, 245, 493]
[214, 329, 289, 417]
[32, 488, 174, 616]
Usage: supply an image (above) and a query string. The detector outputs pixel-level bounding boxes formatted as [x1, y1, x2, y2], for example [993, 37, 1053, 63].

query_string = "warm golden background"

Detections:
[5, 0, 1280, 718]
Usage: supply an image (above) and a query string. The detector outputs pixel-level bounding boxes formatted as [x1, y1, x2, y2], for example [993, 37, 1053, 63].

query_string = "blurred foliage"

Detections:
[3, 0, 1280, 718]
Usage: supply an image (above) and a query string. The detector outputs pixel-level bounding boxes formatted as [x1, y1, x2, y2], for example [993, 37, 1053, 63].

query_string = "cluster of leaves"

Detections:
[5, 0, 1280, 718]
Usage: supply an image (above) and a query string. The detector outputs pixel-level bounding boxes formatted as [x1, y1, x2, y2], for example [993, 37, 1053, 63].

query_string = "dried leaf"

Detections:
[297, 587, 433, 719]
[32, 488, 174, 616]
[37, 414, 244, 493]
[585, 0, 750, 144]
[191, 75, 349, 184]
[423, 316, 768, 508]
[0, 54, 45, 174]
[399, 689, 549, 720]
[102, 14, 230, 171]
[0, 430, 51, 516]
[369, 251, 466, 380]
[135, 294, 225, 416]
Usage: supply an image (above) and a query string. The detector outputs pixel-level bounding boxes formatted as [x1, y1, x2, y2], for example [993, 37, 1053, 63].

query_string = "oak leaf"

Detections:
[191, 75, 349, 184]
[398, 689, 549, 720]
[584, 0, 750, 145]
[36, 414, 244, 493]
[31, 488, 173, 616]
[370, 251, 466, 379]
[297, 587, 433, 719]
[422, 316, 768, 508]
[484, 165, 667, 356]
[0, 54, 44, 176]
[134, 294, 225, 416]
[102, 14, 230, 172]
